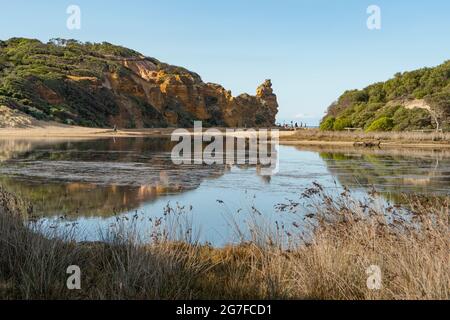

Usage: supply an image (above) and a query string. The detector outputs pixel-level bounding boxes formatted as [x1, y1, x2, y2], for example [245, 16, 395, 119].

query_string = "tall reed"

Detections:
[0, 185, 448, 300]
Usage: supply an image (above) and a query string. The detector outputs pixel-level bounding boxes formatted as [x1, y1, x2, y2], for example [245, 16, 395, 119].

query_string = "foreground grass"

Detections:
[281, 129, 450, 144]
[0, 185, 448, 300]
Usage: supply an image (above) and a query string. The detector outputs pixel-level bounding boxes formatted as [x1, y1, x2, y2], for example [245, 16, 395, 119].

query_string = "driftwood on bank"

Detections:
[353, 140, 381, 148]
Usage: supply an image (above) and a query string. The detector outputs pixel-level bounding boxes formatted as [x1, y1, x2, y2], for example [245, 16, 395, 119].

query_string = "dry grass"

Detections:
[282, 129, 450, 144]
[0, 185, 448, 300]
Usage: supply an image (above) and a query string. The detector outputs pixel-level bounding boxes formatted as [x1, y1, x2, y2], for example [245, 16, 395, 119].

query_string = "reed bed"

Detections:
[0, 185, 448, 300]
[282, 129, 450, 144]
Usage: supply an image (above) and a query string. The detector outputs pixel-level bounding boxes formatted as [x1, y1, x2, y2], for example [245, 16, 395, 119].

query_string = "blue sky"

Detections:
[1, 0, 450, 125]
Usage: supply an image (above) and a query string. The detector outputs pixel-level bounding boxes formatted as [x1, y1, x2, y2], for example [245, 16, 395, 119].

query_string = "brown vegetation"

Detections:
[282, 129, 450, 145]
[0, 185, 448, 300]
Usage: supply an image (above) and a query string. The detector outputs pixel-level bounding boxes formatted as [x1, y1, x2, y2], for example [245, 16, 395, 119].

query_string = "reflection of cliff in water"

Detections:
[309, 145, 450, 197]
[0, 137, 275, 217]
[0, 177, 185, 217]
[0, 138, 230, 217]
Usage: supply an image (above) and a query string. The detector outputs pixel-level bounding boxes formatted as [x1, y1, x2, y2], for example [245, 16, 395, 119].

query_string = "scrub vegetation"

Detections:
[321, 60, 450, 132]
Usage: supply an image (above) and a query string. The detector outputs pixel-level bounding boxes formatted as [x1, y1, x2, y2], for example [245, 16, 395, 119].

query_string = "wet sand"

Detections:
[0, 123, 174, 139]
[0, 123, 294, 139]
[1, 124, 449, 148]
[280, 140, 450, 148]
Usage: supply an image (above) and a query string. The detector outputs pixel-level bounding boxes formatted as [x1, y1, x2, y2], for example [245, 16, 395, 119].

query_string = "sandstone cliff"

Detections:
[0, 38, 278, 128]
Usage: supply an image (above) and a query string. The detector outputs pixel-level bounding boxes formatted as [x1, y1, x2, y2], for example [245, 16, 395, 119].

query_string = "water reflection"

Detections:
[309, 145, 450, 197]
[0, 138, 273, 217]
[1, 138, 450, 222]
[1, 138, 450, 245]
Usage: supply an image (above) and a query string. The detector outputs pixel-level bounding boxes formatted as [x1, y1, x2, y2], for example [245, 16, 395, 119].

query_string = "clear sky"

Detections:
[1, 0, 450, 125]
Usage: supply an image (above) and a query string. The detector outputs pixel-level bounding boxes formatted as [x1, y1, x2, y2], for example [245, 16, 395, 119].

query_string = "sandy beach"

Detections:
[1, 123, 449, 149]
[0, 122, 176, 139]
[0, 122, 296, 139]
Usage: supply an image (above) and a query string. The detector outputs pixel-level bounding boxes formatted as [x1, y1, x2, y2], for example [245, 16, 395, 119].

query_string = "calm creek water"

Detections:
[0, 137, 449, 246]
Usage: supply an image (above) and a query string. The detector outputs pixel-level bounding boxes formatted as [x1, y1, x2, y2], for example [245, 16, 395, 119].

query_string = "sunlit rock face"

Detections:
[109, 59, 279, 128]
[0, 39, 279, 129]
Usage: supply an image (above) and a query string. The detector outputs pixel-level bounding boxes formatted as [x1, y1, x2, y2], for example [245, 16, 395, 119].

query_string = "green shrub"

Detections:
[322, 60, 450, 131]
[366, 117, 394, 132]
[375, 105, 400, 119]
[333, 117, 353, 131]
[320, 116, 335, 131]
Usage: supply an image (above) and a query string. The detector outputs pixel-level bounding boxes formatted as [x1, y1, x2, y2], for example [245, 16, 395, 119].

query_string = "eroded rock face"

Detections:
[0, 39, 278, 129]
[105, 59, 279, 128]
[255, 79, 279, 126]
[56, 59, 280, 128]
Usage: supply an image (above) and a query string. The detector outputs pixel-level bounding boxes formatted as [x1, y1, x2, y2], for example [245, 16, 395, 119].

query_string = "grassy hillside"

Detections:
[321, 60, 450, 132]
[0, 38, 278, 128]
[0, 38, 150, 127]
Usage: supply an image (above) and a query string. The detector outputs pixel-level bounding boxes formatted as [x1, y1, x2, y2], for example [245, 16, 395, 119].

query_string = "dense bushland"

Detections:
[321, 60, 450, 132]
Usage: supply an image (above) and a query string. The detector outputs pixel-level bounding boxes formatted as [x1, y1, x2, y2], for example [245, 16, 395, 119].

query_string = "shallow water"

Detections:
[0, 137, 449, 246]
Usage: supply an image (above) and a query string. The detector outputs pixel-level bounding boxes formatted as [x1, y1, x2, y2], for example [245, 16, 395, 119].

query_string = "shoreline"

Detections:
[1, 124, 450, 149]
[0, 124, 174, 139]
[280, 140, 450, 148]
